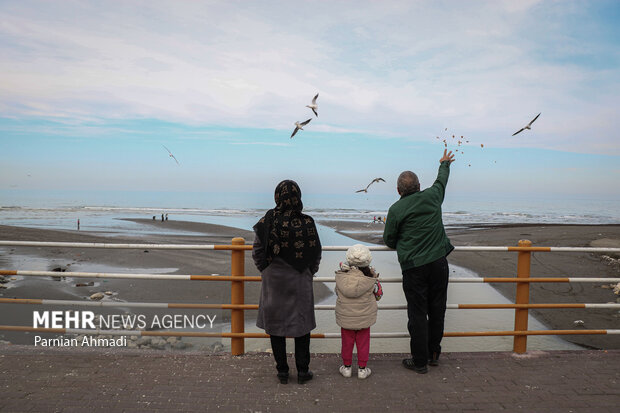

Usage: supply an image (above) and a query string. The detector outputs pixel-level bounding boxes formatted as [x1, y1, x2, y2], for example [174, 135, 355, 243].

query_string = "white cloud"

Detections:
[0, 0, 618, 154]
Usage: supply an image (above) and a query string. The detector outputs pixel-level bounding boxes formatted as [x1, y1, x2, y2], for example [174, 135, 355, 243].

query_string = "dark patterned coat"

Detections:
[253, 234, 320, 337]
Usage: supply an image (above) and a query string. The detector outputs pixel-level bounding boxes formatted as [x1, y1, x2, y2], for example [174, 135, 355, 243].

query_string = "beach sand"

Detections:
[0, 220, 330, 347]
[2, 220, 619, 350]
[318, 220, 620, 350]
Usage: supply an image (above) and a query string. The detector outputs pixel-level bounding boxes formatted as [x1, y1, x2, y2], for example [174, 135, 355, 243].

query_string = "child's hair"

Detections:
[358, 266, 374, 278]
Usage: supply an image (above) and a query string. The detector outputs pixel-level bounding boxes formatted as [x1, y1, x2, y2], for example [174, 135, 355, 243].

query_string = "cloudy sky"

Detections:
[1, 0, 619, 198]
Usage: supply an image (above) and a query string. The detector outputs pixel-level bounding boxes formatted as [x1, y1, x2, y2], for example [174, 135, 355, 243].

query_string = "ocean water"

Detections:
[1, 189, 619, 234]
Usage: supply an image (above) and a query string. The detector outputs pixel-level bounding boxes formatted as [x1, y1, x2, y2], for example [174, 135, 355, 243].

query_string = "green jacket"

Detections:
[383, 161, 454, 270]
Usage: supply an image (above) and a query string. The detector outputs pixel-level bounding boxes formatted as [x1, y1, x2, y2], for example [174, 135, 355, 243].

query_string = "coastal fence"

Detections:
[1, 238, 620, 355]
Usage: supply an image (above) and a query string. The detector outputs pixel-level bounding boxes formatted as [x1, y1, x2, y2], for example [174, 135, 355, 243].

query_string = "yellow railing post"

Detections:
[230, 237, 246, 355]
[513, 239, 532, 353]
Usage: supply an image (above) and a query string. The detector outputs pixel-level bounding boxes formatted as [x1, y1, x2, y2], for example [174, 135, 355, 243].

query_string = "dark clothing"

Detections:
[402, 256, 449, 367]
[253, 180, 321, 272]
[253, 237, 319, 337]
[383, 161, 453, 367]
[383, 162, 454, 270]
[270, 334, 311, 374]
[253, 180, 321, 375]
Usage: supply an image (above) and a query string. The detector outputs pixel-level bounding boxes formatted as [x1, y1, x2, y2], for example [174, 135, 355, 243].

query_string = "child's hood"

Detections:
[335, 268, 377, 299]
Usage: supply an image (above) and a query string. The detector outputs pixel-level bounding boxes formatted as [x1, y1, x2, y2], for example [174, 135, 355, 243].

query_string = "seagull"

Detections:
[306, 93, 319, 117]
[290, 119, 312, 138]
[512, 113, 541, 136]
[162, 145, 180, 165]
[356, 177, 386, 193]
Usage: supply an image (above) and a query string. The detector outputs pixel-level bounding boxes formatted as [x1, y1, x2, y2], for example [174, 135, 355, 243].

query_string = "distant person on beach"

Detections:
[383, 149, 455, 374]
[335, 244, 383, 380]
[77, 219, 80, 231]
[253, 180, 322, 385]
[165, 213, 168, 221]
[161, 214, 164, 222]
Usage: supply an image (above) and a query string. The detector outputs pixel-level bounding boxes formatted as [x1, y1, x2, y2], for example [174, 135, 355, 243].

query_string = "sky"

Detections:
[1, 0, 619, 200]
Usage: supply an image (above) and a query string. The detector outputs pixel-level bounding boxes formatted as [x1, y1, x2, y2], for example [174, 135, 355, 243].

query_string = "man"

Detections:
[383, 149, 455, 374]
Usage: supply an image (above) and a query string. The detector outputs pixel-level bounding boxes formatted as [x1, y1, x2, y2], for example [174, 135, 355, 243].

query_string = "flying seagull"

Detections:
[290, 119, 312, 138]
[306, 93, 319, 117]
[162, 145, 180, 165]
[356, 177, 386, 193]
[512, 113, 541, 136]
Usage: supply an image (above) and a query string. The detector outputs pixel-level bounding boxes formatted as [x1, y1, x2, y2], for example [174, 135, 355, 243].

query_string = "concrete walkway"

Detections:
[1, 345, 619, 413]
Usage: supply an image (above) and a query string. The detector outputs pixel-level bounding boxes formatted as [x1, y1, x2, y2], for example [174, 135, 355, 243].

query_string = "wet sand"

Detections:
[318, 220, 620, 350]
[0, 220, 330, 346]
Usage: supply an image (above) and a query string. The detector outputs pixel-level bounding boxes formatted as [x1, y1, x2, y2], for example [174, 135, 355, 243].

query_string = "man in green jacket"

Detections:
[383, 149, 455, 374]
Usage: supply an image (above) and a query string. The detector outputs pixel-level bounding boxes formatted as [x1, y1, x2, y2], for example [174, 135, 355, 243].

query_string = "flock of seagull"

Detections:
[161, 92, 541, 194]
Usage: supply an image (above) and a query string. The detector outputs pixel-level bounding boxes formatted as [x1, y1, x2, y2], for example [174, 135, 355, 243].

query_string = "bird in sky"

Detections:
[306, 93, 319, 117]
[162, 145, 180, 165]
[512, 113, 541, 136]
[356, 177, 386, 193]
[290, 119, 312, 138]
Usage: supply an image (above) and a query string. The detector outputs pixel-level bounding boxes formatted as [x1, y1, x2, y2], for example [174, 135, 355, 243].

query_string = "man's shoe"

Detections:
[277, 372, 289, 384]
[429, 352, 440, 367]
[357, 367, 372, 379]
[402, 358, 428, 374]
[297, 370, 313, 384]
[339, 365, 352, 378]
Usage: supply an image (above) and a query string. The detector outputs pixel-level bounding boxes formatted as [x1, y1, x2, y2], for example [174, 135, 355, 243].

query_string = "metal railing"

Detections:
[1, 238, 619, 355]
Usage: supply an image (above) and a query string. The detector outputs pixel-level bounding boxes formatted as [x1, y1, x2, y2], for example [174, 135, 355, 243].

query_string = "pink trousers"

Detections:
[340, 327, 370, 368]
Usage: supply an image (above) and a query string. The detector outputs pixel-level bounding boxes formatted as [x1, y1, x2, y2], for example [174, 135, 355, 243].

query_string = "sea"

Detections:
[1, 189, 619, 235]
[1, 189, 619, 352]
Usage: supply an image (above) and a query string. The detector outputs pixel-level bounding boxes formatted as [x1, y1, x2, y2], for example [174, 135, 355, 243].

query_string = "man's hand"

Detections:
[440, 149, 455, 164]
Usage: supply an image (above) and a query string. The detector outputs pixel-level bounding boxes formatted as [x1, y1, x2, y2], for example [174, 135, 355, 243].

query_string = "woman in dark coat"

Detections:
[253, 180, 322, 385]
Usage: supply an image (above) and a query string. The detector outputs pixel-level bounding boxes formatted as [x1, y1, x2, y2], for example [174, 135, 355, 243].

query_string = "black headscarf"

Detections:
[253, 180, 322, 272]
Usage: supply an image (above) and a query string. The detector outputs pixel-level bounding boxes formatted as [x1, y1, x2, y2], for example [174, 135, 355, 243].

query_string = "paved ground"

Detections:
[1, 345, 619, 413]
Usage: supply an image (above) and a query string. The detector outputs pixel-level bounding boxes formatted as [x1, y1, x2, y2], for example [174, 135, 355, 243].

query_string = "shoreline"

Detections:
[0, 220, 330, 348]
[2, 221, 619, 350]
[318, 220, 620, 350]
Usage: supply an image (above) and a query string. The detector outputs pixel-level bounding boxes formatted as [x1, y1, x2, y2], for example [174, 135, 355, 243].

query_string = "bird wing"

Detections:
[312, 93, 318, 104]
[300, 118, 312, 126]
[373, 178, 385, 183]
[528, 113, 541, 126]
[312, 108, 318, 117]
[162, 145, 172, 154]
[355, 189, 366, 193]
[512, 128, 525, 136]
[171, 154, 180, 165]
[291, 126, 299, 138]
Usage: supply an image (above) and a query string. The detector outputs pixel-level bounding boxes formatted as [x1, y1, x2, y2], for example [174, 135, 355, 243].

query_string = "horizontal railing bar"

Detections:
[479, 277, 620, 283]
[3, 270, 619, 284]
[0, 298, 259, 309]
[0, 270, 262, 281]
[1, 240, 619, 253]
[1, 325, 618, 337]
[450, 303, 620, 309]
[4, 298, 617, 311]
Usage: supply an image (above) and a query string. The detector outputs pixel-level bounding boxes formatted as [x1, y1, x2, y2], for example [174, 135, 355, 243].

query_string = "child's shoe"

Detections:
[357, 367, 371, 379]
[339, 365, 352, 378]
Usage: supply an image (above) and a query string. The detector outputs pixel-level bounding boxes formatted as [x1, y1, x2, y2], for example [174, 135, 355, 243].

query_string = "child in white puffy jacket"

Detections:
[335, 244, 382, 379]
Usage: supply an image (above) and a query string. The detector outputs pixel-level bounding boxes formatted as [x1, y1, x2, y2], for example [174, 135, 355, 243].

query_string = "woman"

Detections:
[253, 180, 322, 385]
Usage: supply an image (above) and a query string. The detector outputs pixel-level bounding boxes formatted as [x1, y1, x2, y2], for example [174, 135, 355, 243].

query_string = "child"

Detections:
[335, 244, 382, 379]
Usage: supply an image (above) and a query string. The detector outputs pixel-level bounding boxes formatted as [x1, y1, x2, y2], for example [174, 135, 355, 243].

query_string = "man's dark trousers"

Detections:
[402, 256, 449, 368]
